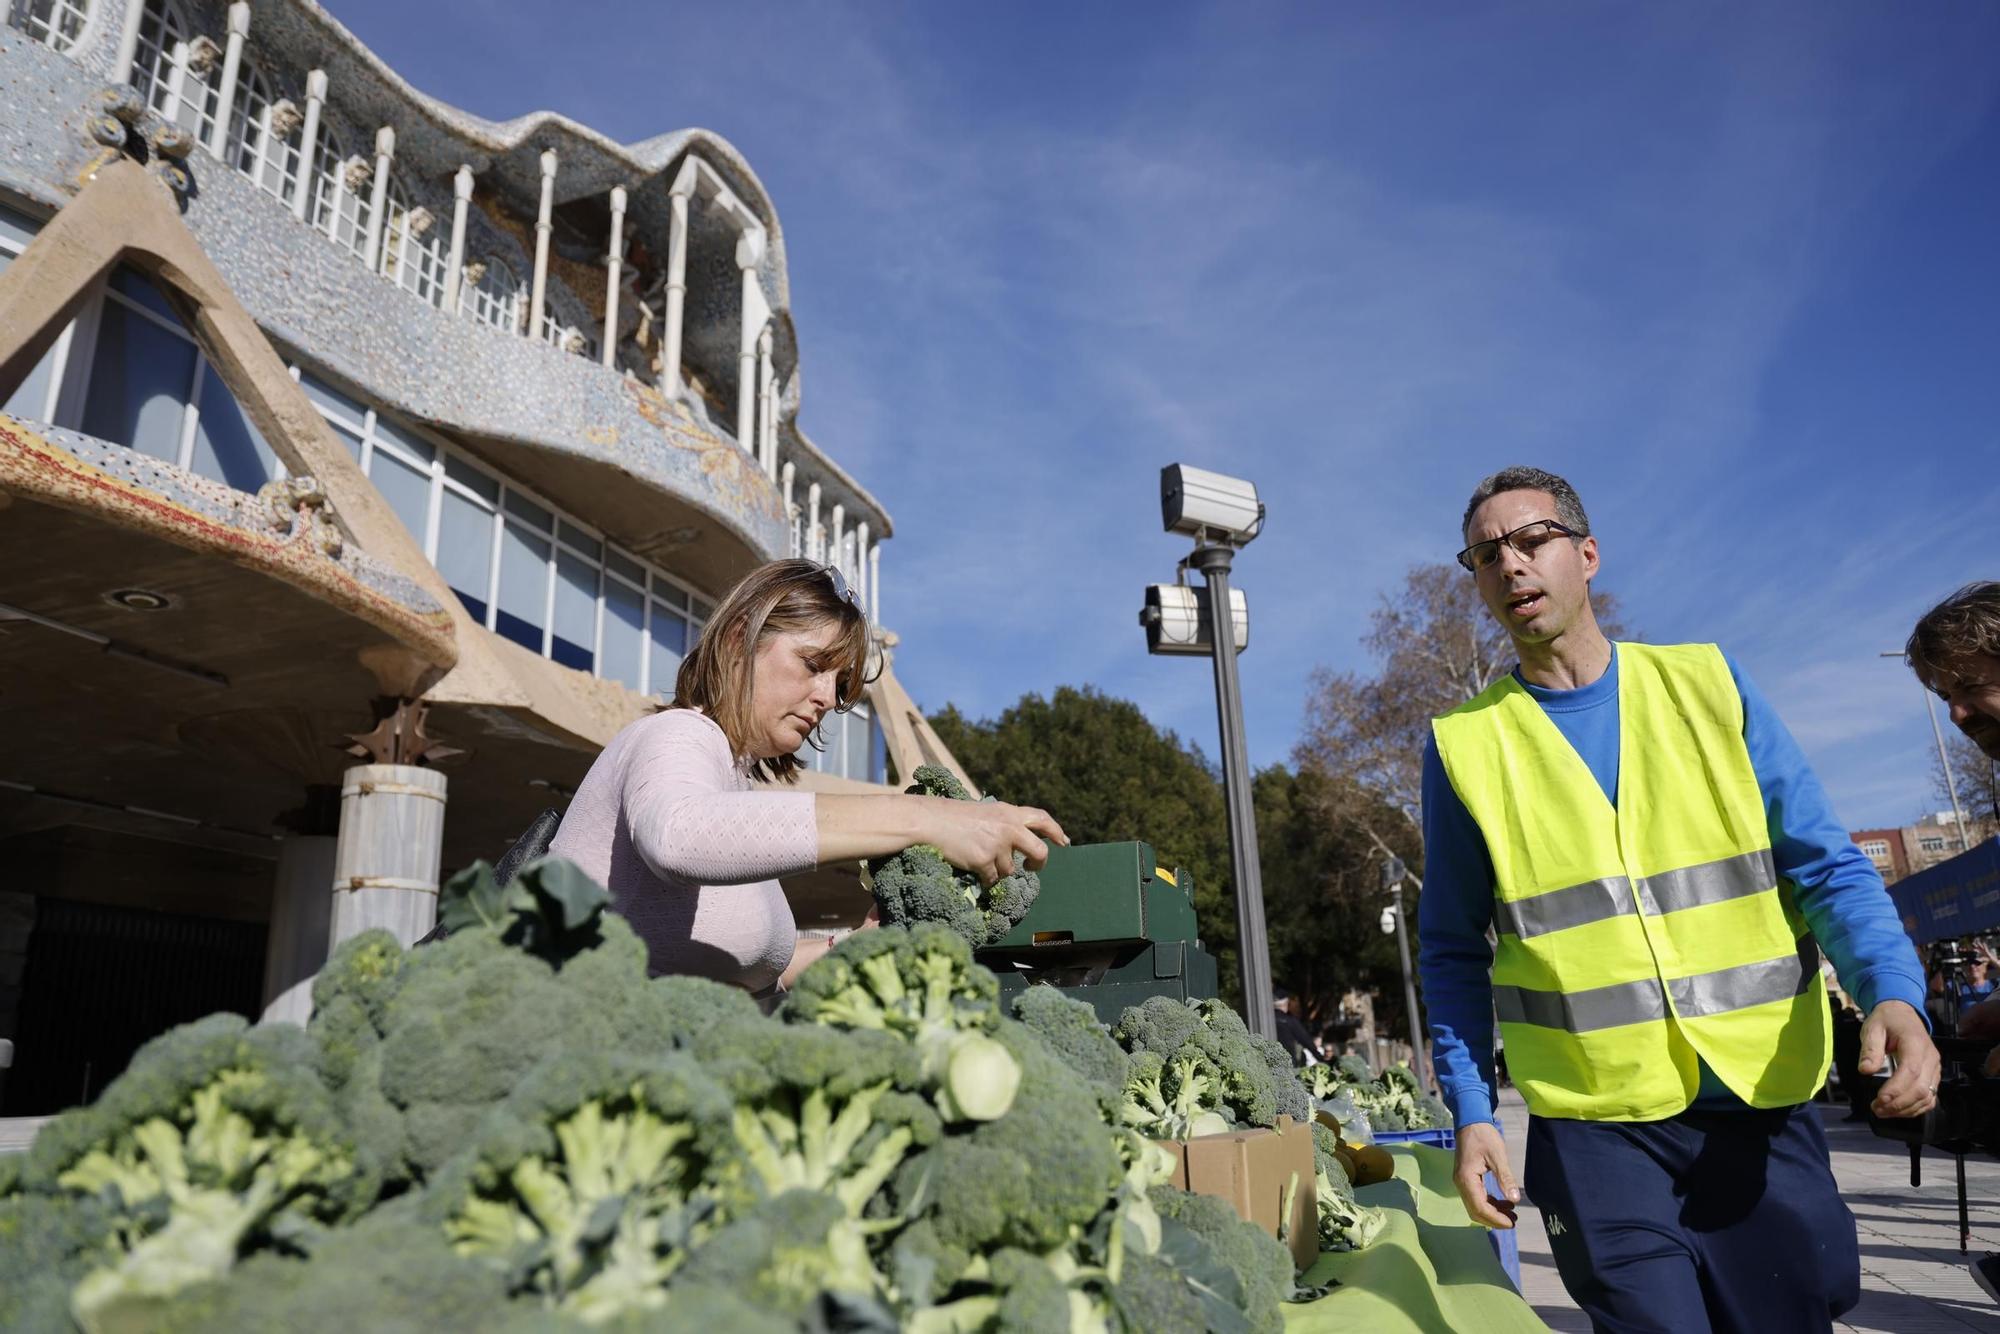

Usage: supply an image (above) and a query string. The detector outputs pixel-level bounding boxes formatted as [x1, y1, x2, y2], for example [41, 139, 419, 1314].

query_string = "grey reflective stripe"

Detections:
[1497, 937, 1816, 1035]
[1495, 876, 1636, 939]
[1668, 937, 1817, 1018]
[1499, 848, 1777, 939]
[1494, 977, 1666, 1033]
[1635, 848, 1777, 918]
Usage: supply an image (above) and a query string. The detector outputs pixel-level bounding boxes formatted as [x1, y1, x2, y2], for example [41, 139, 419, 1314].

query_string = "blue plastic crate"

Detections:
[1369, 1128, 1521, 1292]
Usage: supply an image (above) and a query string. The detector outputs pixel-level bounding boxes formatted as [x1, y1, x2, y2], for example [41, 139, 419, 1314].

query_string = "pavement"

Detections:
[1493, 1086, 2000, 1333]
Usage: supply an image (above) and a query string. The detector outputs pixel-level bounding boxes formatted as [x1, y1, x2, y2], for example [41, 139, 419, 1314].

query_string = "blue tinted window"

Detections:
[82, 298, 195, 462]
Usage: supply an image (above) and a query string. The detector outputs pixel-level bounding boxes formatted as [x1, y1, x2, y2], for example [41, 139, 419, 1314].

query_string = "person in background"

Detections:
[1273, 987, 1320, 1064]
[549, 559, 1067, 998]
[1960, 943, 1998, 1015]
[1418, 466, 1938, 1333]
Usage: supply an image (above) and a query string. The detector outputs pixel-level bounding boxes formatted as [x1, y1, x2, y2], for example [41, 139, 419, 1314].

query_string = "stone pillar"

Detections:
[855, 521, 871, 611]
[207, 2, 251, 159]
[361, 126, 395, 270]
[829, 504, 845, 580]
[806, 482, 822, 562]
[443, 165, 473, 315]
[870, 543, 881, 626]
[260, 834, 337, 1025]
[601, 184, 627, 368]
[292, 69, 326, 223]
[735, 232, 765, 451]
[113, 0, 147, 87]
[780, 461, 797, 555]
[661, 184, 690, 394]
[756, 325, 776, 476]
[329, 764, 446, 947]
[528, 148, 557, 339]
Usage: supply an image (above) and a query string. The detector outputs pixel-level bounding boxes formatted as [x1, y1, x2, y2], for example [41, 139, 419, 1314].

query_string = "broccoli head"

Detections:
[1111, 996, 1203, 1059]
[1009, 986, 1131, 1110]
[864, 767, 1041, 948]
[18, 1014, 370, 1334]
[1149, 1187, 1291, 1334]
[435, 1050, 731, 1321]
[673, 1187, 889, 1318]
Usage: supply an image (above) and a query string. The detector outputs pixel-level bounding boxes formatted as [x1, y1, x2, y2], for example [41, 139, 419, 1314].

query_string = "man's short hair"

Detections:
[1906, 581, 2000, 688]
[1461, 466, 1592, 541]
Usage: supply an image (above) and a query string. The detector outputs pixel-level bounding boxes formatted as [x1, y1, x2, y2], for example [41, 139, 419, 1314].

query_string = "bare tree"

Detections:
[1931, 726, 2000, 838]
[1295, 562, 1628, 835]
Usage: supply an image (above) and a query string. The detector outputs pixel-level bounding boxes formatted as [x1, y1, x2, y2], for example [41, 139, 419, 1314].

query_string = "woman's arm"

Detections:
[816, 792, 1068, 885]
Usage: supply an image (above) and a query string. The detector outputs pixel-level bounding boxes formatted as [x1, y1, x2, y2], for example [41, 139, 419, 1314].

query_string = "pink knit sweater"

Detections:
[548, 708, 818, 992]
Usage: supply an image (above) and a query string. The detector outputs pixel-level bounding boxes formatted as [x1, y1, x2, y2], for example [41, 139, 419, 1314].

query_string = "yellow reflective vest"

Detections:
[1431, 642, 1830, 1121]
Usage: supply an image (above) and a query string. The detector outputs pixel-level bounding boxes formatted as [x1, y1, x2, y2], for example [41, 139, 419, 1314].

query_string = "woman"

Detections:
[549, 559, 1066, 995]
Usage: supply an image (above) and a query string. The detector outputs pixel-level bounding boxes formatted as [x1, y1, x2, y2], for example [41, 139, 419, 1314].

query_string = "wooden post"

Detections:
[329, 764, 446, 946]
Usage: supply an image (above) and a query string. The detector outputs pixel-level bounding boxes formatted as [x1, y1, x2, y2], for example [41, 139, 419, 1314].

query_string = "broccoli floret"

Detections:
[696, 1021, 937, 1220]
[864, 767, 1040, 949]
[145, 1210, 520, 1333]
[1250, 1035, 1312, 1125]
[674, 1187, 889, 1318]
[782, 925, 1021, 1124]
[652, 972, 765, 1045]
[896, 1020, 1125, 1255]
[435, 1051, 730, 1321]
[1107, 1249, 1212, 1332]
[1118, 1048, 1228, 1141]
[0, 1192, 116, 1334]
[1111, 997, 1203, 1059]
[1336, 1053, 1375, 1085]
[1009, 986, 1130, 1108]
[888, 1217, 976, 1306]
[1302, 1063, 1343, 1101]
[1150, 1188, 1290, 1334]
[17, 1014, 370, 1332]
[1314, 1160, 1388, 1254]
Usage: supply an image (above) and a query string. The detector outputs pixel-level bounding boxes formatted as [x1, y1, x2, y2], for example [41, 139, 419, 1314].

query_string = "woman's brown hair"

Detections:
[665, 559, 872, 782]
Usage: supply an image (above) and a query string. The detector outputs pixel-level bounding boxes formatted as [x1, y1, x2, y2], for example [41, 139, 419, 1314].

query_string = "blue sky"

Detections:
[336, 1, 2000, 830]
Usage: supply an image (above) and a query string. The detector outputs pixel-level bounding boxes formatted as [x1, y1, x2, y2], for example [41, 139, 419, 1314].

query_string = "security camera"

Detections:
[1160, 464, 1264, 544]
[1139, 583, 1249, 656]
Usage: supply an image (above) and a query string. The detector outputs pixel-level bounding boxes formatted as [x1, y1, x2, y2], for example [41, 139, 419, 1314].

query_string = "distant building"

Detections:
[1850, 812, 1996, 885]
[0, 0, 969, 1120]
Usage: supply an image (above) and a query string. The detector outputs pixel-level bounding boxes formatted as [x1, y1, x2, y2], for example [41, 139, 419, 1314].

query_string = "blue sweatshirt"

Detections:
[1417, 644, 1930, 1130]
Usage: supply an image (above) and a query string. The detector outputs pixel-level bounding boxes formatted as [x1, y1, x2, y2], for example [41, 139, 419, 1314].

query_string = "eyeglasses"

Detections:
[1456, 520, 1580, 573]
[819, 563, 861, 610]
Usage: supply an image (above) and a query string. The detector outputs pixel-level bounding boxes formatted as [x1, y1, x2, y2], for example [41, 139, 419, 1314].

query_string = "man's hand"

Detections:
[1452, 1121, 1520, 1230]
[1860, 999, 1942, 1119]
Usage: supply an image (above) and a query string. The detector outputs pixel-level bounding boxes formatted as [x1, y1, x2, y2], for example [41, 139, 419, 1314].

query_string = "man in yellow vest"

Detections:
[1418, 466, 1939, 1332]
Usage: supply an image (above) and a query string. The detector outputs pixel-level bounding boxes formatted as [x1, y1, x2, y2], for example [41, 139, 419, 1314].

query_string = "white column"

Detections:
[870, 544, 882, 626]
[735, 233, 765, 451]
[260, 834, 337, 1026]
[661, 184, 690, 393]
[830, 504, 845, 581]
[756, 326, 776, 476]
[781, 461, 798, 555]
[292, 69, 326, 223]
[528, 148, 558, 340]
[855, 521, 871, 610]
[361, 126, 395, 270]
[443, 165, 473, 315]
[328, 764, 446, 947]
[601, 185, 627, 368]
[806, 482, 823, 562]
[207, 2, 251, 159]
[113, 0, 147, 87]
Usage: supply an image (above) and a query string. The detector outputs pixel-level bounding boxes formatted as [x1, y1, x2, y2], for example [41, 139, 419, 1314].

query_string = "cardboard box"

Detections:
[1153, 1115, 1319, 1270]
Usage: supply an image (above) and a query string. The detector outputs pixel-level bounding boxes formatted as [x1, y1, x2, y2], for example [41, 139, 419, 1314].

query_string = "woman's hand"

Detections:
[915, 795, 1069, 886]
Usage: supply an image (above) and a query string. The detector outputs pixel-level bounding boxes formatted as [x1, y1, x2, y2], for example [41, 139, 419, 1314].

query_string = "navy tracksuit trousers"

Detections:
[1526, 1105, 1861, 1334]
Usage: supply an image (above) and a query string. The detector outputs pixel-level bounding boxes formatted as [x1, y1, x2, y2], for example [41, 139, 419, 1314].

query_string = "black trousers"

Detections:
[1526, 1105, 1860, 1334]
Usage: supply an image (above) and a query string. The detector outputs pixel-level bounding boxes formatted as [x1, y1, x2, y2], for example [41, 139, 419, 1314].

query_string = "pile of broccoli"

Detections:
[864, 765, 1041, 949]
[1303, 1056, 1451, 1133]
[0, 857, 1305, 1332]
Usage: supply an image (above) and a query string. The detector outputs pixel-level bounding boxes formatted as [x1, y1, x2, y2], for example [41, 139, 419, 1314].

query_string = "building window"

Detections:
[800, 703, 884, 783]
[1919, 836, 1947, 853]
[129, 0, 188, 120]
[1858, 840, 1890, 860]
[295, 370, 712, 691]
[229, 65, 302, 207]
[378, 180, 446, 307]
[309, 123, 372, 261]
[465, 259, 523, 332]
[537, 307, 597, 360]
[0, 204, 72, 422]
[7, 0, 91, 52]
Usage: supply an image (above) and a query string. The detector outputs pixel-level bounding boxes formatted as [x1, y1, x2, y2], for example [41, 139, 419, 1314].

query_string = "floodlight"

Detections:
[1160, 464, 1264, 544]
[1139, 583, 1249, 656]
